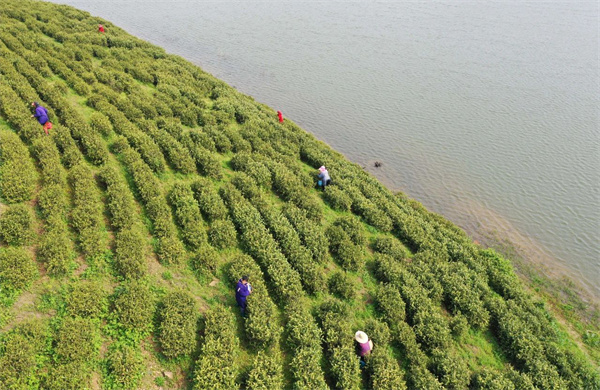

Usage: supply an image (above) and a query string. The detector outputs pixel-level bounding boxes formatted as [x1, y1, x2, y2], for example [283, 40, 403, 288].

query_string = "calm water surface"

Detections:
[50, 1, 600, 298]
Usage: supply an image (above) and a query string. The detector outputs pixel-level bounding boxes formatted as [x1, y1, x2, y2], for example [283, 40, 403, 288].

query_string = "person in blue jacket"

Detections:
[30, 102, 52, 134]
[235, 275, 252, 317]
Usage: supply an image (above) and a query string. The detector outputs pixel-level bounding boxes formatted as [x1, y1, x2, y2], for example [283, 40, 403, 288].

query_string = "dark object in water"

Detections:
[374, 161, 382, 168]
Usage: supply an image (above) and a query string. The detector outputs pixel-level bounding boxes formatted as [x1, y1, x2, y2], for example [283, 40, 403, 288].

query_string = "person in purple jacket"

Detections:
[30, 102, 52, 134]
[235, 275, 252, 317]
[355, 330, 374, 368]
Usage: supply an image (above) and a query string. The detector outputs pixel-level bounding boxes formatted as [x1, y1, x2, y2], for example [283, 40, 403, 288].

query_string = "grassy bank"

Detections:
[0, 1, 598, 389]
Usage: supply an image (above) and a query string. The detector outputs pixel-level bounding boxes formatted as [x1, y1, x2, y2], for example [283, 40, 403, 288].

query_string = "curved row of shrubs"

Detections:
[192, 305, 239, 390]
[121, 146, 185, 265]
[99, 165, 148, 279]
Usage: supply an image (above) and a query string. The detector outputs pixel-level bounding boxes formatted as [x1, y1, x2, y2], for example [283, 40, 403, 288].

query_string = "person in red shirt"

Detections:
[98, 24, 105, 33]
[277, 110, 284, 123]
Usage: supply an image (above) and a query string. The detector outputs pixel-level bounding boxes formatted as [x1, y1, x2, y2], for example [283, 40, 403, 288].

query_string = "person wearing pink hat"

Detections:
[355, 330, 373, 368]
[317, 166, 331, 190]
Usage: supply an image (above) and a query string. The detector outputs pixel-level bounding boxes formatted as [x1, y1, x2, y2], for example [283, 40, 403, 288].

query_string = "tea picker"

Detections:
[30, 102, 52, 135]
[355, 330, 374, 368]
[235, 275, 252, 317]
[317, 165, 331, 190]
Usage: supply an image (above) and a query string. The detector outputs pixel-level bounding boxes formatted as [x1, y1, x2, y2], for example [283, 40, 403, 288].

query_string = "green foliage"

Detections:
[193, 305, 238, 390]
[0, 131, 36, 203]
[221, 185, 303, 303]
[191, 178, 228, 222]
[38, 227, 73, 275]
[429, 348, 471, 389]
[328, 270, 358, 300]
[0, 246, 37, 293]
[372, 236, 407, 261]
[284, 205, 328, 264]
[472, 368, 516, 390]
[158, 290, 198, 359]
[332, 215, 367, 246]
[192, 244, 219, 274]
[0, 203, 34, 245]
[54, 317, 98, 363]
[285, 300, 328, 389]
[374, 283, 406, 324]
[450, 312, 469, 340]
[89, 111, 113, 136]
[208, 218, 238, 249]
[362, 318, 392, 347]
[366, 348, 407, 390]
[251, 194, 326, 294]
[169, 182, 207, 250]
[326, 224, 365, 271]
[69, 163, 105, 258]
[322, 184, 352, 212]
[122, 148, 185, 265]
[114, 228, 147, 279]
[112, 280, 155, 335]
[66, 280, 108, 318]
[0, 320, 48, 390]
[106, 344, 145, 390]
[246, 351, 284, 390]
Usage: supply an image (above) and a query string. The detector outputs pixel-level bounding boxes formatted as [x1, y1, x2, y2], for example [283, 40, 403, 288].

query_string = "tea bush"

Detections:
[283, 205, 328, 264]
[0, 246, 38, 292]
[365, 348, 407, 390]
[122, 147, 185, 265]
[332, 215, 367, 246]
[66, 280, 108, 318]
[158, 290, 198, 358]
[0, 131, 36, 203]
[0, 321, 47, 390]
[89, 111, 113, 136]
[318, 299, 361, 390]
[322, 184, 352, 212]
[285, 300, 328, 390]
[38, 226, 73, 275]
[69, 163, 105, 258]
[208, 218, 237, 249]
[106, 344, 145, 390]
[221, 184, 303, 303]
[111, 280, 155, 335]
[191, 178, 228, 222]
[252, 194, 326, 294]
[192, 244, 219, 274]
[374, 283, 406, 324]
[140, 120, 196, 174]
[113, 228, 147, 279]
[0, 203, 34, 246]
[193, 305, 238, 390]
[328, 270, 357, 301]
[246, 351, 284, 390]
[168, 182, 207, 250]
[54, 317, 98, 363]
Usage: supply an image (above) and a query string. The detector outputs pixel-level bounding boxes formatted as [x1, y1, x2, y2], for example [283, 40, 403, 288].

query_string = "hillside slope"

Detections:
[0, 1, 598, 389]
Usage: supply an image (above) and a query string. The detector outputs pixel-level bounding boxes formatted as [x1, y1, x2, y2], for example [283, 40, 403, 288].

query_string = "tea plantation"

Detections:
[0, 1, 598, 389]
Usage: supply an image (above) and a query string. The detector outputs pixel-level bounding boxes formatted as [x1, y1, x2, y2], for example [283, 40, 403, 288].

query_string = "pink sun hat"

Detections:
[319, 166, 327, 172]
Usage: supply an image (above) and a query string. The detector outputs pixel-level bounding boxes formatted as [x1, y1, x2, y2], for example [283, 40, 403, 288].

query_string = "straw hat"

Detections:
[355, 331, 369, 344]
[319, 166, 327, 172]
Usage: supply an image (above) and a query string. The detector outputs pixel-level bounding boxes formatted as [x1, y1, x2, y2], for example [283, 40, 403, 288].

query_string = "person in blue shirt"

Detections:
[235, 275, 252, 317]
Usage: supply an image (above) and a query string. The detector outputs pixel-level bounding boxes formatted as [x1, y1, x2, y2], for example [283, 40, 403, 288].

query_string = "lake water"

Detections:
[48, 1, 599, 299]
